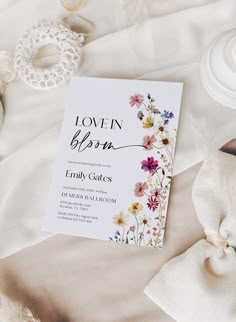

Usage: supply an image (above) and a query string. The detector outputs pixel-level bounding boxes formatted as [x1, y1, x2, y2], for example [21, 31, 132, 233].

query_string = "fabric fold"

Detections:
[145, 150, 236, 322]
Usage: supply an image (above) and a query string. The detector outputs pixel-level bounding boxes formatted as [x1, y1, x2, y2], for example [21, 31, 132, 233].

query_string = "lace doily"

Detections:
[15, 21, 84, 90]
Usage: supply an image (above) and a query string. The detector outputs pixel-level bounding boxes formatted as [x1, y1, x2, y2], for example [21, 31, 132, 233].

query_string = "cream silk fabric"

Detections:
[145, 150, 236, 322]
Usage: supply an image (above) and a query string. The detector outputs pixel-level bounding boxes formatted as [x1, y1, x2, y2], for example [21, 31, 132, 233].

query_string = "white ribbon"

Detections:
[145, 150, 236, 322]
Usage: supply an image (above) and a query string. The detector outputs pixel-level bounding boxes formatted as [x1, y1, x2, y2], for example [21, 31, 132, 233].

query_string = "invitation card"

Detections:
[43, 77, 183, 248]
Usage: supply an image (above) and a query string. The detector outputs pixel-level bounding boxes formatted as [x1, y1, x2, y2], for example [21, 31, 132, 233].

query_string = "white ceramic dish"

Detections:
[200, 29, 236, 110]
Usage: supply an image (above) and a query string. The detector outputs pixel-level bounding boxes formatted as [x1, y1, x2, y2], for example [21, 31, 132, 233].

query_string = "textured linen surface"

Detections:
[145, 150, 236, 322]
[0, 0, 235, 321]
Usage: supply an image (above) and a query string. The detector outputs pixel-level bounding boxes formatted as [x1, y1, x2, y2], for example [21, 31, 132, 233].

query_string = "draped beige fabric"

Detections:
[145, 150, 236, 322]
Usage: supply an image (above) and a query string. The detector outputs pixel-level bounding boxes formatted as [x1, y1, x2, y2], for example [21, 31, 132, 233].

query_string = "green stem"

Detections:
[154, 228, 162, 247]
[133, 231, 137, 245]
[135, 215, 139, 242]
[121, 227, 125, 243]
[156, 170, 162, 189]
[143, 190, 152, 197]
[142, 225, 146, 246]
[166, 148, 174, 167]
[142, 102, 149, 111]
[152, 144, 163, 150]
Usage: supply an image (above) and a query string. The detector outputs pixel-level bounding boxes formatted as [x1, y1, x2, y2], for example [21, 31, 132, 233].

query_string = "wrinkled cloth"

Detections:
[145, 150, 236, 322]
[0, 0, 236, 259]
[0, 1, 236, 321]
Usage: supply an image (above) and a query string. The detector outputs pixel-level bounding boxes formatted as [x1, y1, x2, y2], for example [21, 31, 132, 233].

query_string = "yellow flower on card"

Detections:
[128, 202, 143, 215]
[142, 116, 154, 128]
[113, 212, 128, 226]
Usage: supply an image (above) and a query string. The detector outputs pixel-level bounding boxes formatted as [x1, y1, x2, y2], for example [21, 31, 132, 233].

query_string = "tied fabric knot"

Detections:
[145, 150, 236, 322]
[206, 233, 228, 249]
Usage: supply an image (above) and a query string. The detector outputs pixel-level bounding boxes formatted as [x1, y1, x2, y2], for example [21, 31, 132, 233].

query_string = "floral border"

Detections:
[109, 93, 176, 247]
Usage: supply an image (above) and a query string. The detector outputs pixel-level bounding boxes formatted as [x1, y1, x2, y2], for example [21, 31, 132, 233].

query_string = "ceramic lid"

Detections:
[200, 29, 236, 109]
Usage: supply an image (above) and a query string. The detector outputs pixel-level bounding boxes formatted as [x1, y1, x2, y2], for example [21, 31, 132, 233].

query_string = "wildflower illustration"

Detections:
[109, 93, 176, 247]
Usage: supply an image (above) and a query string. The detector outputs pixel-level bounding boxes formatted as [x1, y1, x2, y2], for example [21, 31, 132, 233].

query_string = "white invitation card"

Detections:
[43, 77, 183, 248]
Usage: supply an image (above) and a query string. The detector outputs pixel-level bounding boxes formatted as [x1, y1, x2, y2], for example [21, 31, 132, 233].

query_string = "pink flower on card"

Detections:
[139, 232, 144, 237]
[147, 105, 156, 112]
[134, 182, 148, 197]
[147, 230, 151, 235]
[129, 94, 144, 108]
[143, 135, 157, 151]
[130, 225, 136, 232]
[141, 157, 158, 174]
[151, 187, 162, 199]
[147, 196, 159, 212]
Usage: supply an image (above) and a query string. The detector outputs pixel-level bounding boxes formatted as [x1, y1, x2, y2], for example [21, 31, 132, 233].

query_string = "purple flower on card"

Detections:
[141, 157, 158, 174]
[161, 110, 174, 125]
